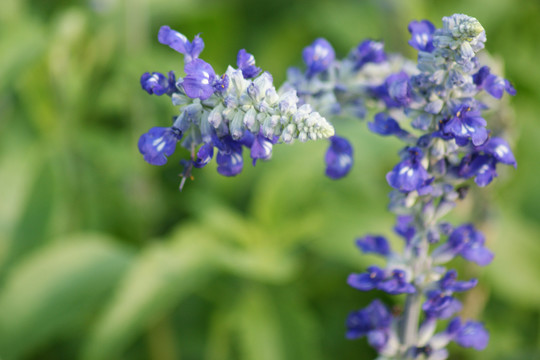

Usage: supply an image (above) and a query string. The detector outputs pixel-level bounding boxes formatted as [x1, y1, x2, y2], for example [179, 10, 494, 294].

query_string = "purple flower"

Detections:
[355, 235, 391, 256]
[350, 40, 387, 70]
[348, 266, 386, 291]
[477, 137, 517, 167]
[193, 142, 214, 168]
[386, 147, 432, 193]
[250, 133, 275, 166]
[237, 49, 261, 79]
[473, 66, 516, 99]
[394, 215, 416, 244]
[182, 59, 217, 100]
[346, 299, 393, 351]
[302, 38, 335, 77]
[140, 71, 176, 96]
[434, 224, 494, 266]
[457, 153, 498, 187]
[438, 270, 478, 292]
[138, 126, 182, 166]
[368, 112, 409, 138]
[325, 136, 353, 180]
[213, 136, 244, 176]
[455, 136, 516, 187]
[423, 290, 462, 319]
[443, 105, 488, 146]
[408, 20, 435, 52]
[370, 72, 412, 108]
[454, 320, 489, 350]
[377, 269, 416, 295]
[445, 318, 489, 351]
[158, 26, 204, 63]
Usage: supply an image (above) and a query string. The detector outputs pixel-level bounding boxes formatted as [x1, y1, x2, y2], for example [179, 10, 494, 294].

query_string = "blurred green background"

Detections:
[1, 0, 540, 359]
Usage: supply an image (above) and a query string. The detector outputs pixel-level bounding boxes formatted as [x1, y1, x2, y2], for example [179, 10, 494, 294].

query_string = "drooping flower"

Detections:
[325, 135, 353, 179]
[138, 126, 183, 166]
[386, 147, 432, 193]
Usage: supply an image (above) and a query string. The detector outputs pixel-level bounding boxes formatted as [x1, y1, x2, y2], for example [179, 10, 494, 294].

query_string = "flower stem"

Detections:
[400, 291, 422, 357]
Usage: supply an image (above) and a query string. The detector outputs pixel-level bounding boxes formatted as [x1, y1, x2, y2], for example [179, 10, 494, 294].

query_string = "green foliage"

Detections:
[1, 0, 540, 359]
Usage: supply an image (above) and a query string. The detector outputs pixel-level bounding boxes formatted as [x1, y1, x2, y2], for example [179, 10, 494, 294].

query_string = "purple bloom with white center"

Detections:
[138, 126, 182, 166]
[408, 20, 435, 52]
[216, 147, 243, 177]
[386, 147, 432, 193]
[356, 235, 391, 256]
[346, 299, 393, 349]
[182, 59, 217, 100]
[477, 137, 517, 167]
[237, 49, 261, 79]
[347, 266, 386, 291]
[140, 71, 176, 96]
[368, 112, 409, 138]
[158, 26, 204, 63]
[422, 290, 462, 319]
[443, 105, 488, 146]
[302, 38, 335, 77]
[350, 40, 387, 70]
[457, 153, 498, 187]
[212, 135, 244, 176]
[473, 66, 516, 99]
[193, 142, 214, 168]
[325, 135, 353, 180]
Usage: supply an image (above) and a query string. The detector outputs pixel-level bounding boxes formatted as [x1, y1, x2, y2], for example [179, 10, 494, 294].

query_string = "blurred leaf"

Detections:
[0, 142, 43, 268]
[236, 287, 286, 360]
[0, 233, 132, 359]
[82, 224, 218, 360]
[485, 209, 540, 308]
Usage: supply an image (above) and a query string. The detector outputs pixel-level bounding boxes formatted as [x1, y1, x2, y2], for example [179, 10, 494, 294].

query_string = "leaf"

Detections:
[485, 209, 540, 308]
[81, 224, 219, 360]
[0, 234, 132, 359]
[235, 287, 286, 360]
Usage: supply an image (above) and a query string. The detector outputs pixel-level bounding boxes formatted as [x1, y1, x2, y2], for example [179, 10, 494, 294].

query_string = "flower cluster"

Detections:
[138, 26, 334, 187]
[282, 36, 421, 179]
[344, 14, 516, 359]
[138, 13, 516, 358]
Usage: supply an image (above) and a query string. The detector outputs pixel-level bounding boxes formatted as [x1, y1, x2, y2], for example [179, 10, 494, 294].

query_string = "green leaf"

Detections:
[235, 287, 286, 360]
[81, 224, 218, 360]
[0, 234, 132, 359]
[485, 210, 540, 308]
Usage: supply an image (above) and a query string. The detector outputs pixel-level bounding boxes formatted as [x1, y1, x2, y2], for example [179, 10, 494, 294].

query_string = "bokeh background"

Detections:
[1, 0, 540, 359]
